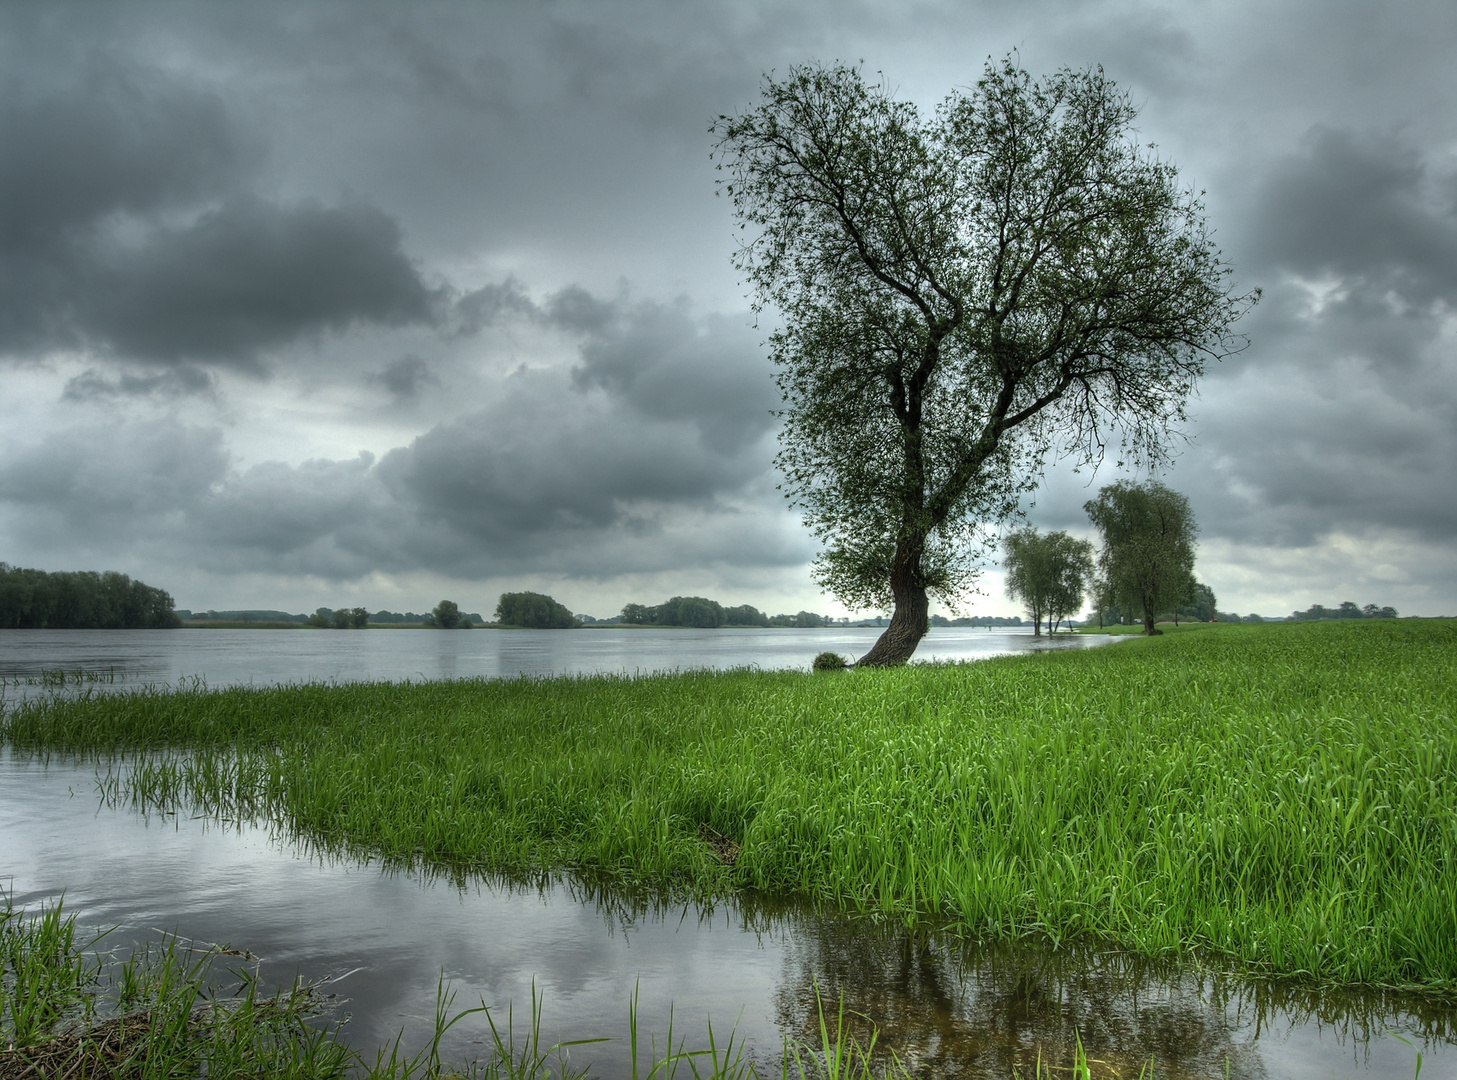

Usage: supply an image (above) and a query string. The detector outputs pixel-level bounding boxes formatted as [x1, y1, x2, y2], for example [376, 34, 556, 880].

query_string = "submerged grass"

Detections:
[2, 896, 913, 1079]
[4, 620, 1455, 990]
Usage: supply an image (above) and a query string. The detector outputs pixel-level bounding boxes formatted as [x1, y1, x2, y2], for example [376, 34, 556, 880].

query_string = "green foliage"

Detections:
[0, 563, 180, 629]
[431, 600, 463, 629]
[1291, 601, 1399, 621]
[496, 592, 580, 629]
[769, 611, 833, 628]
[1176, 581, 1217, 624]
[1, 893, 910, 1079]
[1001, 529, 1095, 635]
[713, 58, 1254, 664]
[307, 606, 368, 629]
[1085, 481, 1197, 635]
[619, 597, 774, 628]
[8, 620, 1456, 989]
[330, 607, 369, 629]
[812, 652, 849, 671]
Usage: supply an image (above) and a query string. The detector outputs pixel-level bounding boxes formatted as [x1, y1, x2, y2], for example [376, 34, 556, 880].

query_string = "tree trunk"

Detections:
[857, 565, 929, 667]
[1142, 608, 1160, 635]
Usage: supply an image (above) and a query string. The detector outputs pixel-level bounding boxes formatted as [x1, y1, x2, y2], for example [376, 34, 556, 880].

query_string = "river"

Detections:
[0, 625, 1111, 706]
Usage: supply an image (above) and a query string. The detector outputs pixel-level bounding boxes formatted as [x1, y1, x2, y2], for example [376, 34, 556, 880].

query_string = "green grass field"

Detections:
[5, 620, 1454, 990]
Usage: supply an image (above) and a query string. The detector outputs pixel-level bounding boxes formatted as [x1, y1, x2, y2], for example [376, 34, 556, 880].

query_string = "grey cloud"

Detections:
[1246, 127, 1457, 306]
[191, 454, 389, 578]
[0, 60, 246, 250]
[0, 65, 437, 369]
[1139, 124, 1457, 554]
[454, 282, 778, 453]
[567, 300, 778, 453]
[61, 366, 217, 401]
[0, 360, 793, 582]
[371, 355, 437, 398]
[0, 423, 230, 528]
[453, 280, 539, 337]
[83, 198, 438, 366]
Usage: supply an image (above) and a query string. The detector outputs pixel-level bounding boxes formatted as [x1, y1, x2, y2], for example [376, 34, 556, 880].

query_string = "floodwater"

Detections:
[3, 752, 1452, 1079]
[0, 626, 1114, 706]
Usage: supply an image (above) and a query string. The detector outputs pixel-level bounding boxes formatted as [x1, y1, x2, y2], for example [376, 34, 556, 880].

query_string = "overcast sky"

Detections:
[1, 1, 1454, 619]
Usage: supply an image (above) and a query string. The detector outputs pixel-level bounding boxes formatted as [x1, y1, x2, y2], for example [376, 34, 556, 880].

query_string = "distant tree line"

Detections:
[177, 609, 307, 624]
[931, 615, 1026, 627]
[617, 597, 835, 628]
[1290, 602, 1398, 621]
[299, 603, 485, 628]
[0, 564, 180, 629]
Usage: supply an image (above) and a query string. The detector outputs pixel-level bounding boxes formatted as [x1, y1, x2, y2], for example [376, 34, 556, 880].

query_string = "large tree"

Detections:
[713, 59, 1253, 665]
[1084, 480, 1197, 636]
[1002, 528, 1096, 635]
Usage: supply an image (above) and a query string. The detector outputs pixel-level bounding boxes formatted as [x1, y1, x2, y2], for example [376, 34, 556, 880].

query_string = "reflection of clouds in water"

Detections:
[1, 756, 1450, 1080]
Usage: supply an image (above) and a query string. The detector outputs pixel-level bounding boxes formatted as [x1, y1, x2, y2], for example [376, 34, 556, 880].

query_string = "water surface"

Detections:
[2, 753, 1450, 1079]
[0, 626, 1112, 705]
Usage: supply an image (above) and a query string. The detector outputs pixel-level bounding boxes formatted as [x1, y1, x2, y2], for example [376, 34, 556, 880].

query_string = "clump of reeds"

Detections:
[2, 896, 921, 1080]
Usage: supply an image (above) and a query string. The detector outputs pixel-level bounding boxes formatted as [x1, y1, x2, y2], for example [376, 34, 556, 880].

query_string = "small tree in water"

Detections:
[1002, 528, 1095, 635]
[713, 58, 1254, 665]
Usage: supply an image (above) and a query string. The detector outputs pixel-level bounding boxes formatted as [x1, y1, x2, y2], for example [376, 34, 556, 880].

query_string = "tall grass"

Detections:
[5, 620, 1455, 989]
[2, 896, 912, 1079]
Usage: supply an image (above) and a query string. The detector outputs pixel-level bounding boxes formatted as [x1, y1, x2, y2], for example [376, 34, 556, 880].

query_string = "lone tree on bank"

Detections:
[713, 58, 1254, 665]
[1084, 480, 1197, 636]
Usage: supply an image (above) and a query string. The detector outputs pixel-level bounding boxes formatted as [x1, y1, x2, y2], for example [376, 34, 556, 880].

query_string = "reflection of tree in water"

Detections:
[141, 780, 1455, 1079]
[763, 914, 1453, 1080]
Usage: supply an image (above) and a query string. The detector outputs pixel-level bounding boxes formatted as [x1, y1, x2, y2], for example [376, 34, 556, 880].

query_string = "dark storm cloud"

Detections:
[1247, 126, 1457, 310]
[83, 198, 437, 366]
[0, 60, 244, 249]
[371, 355, 437, 399]
[0, 66, 437, 370]
[1170, 125, 1457, 548]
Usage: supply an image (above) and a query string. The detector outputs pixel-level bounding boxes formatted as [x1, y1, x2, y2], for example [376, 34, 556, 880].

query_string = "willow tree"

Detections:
[1002, 528, 1095, 636]
[1084, 480, 1197, 636]
[712, 58, 1253, 665]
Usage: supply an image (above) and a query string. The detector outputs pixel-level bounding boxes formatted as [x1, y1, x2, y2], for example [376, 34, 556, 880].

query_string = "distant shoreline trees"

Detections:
[0, 564, 180, 629]
[617, 597, 839, 628]
[1290, 602, 1398, 621]
[495, 592, 579, 629]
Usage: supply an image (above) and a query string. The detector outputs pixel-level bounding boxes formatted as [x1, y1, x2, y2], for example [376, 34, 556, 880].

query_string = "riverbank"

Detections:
[4, 619, 1454, 990]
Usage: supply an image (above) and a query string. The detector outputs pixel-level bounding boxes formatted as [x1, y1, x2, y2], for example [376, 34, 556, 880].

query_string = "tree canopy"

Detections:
[713, 58, 1253, 665]
[1002, 528, 1095, 635]
[0, 564, 179, 629]
[1290, 602, 1398, 621]
[495, 592, 579, 629]
[1084, 480, 1197, 635]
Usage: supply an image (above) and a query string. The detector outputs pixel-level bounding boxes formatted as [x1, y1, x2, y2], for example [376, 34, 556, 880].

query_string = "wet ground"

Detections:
[3, 752, 1451, 1078]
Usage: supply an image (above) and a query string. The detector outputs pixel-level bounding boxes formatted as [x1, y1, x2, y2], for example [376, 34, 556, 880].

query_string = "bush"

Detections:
[812, 651, 849, 671]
